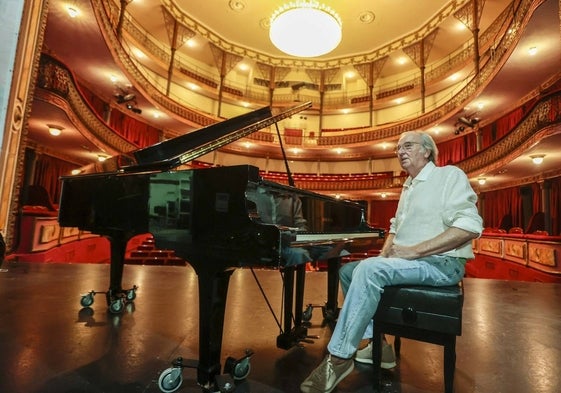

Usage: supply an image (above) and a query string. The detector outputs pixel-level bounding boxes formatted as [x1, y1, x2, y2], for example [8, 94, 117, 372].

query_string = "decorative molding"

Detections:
[160, 0, 469, 69]
[36, 55, 138, 157]
[529, 244, 556, 267]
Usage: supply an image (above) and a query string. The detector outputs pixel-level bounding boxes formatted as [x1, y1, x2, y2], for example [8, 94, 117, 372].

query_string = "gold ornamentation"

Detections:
[529, 245, 556, 267]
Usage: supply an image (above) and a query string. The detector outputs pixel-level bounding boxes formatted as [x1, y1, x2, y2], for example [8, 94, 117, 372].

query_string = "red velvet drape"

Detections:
[479, 107, 525, 150]
[550, 178, 561, 236]
[109, 110, 160, 148]
[531, 182, 541, 213]
[33, 154, 77, 204]
[437, 133, 477, 165]
[481, 186, 522, 229]
[480, 177, 561, 233]
[369, 199, 398, 232]
[78, 83, 108, 120]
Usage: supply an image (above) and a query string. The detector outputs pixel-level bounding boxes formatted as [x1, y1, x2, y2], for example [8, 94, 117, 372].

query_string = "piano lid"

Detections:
[75, 102, 311, 175]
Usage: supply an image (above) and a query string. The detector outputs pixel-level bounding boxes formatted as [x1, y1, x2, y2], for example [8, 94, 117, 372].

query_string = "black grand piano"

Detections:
[58, 102, 384, 392]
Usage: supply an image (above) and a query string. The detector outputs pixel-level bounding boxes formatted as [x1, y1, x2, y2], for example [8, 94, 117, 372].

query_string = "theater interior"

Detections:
[0, 1, 560, 392]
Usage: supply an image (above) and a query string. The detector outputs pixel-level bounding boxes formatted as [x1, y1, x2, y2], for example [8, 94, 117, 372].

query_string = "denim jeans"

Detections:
[328, 255, 465, 359]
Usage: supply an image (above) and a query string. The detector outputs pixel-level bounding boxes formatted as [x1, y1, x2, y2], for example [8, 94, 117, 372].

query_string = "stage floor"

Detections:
[0, 261, 560, 393]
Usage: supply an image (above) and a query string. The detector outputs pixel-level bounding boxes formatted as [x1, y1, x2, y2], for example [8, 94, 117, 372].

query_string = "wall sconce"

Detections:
[478, 177, 486, 185]
[530, 154, 545, 164]
[47, 124, 63, 136]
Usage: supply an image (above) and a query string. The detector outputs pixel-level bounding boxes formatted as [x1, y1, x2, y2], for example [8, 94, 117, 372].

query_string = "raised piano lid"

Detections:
[75, 106, 272, 175]
[73, 102, 311, 175]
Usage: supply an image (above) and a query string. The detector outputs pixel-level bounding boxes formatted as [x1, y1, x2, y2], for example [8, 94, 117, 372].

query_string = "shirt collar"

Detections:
[403, 161, 436, 188]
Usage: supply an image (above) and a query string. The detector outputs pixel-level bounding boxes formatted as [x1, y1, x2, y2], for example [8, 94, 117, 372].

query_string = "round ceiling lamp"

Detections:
[269, 1, 342, 58]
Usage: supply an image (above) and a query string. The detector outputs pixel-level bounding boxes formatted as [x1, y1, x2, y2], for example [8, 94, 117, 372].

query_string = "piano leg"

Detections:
[324, 256, 341, 321]
[101, 232, 137, 313]
[196, 268, 234, 389]
[294, 263, 306, 326]
[108, 233, 127, 297]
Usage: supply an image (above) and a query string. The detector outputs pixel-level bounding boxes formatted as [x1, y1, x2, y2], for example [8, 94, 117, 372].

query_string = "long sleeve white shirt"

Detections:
[389, 162, 483, 259]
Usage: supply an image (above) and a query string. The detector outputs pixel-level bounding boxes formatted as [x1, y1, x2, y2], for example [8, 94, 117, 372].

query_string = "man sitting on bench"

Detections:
[300, 130, 483, 393]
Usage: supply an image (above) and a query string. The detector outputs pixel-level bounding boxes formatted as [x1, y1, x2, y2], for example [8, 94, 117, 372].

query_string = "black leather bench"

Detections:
[372, 282, 464, 393]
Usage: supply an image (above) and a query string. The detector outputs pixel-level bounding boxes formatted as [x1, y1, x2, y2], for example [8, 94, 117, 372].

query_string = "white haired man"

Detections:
[300, 131, 483, 393]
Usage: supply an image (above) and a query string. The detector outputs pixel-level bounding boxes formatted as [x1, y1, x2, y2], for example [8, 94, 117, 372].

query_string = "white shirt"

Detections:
[389, 162, 483, 259]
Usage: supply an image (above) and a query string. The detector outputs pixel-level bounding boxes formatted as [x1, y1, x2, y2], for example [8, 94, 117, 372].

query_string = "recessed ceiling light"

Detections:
[47, 124, 63, 136]
[528, 46, 538, 56]
[66, 6, 79, 18]
[530, 154, 545, 164]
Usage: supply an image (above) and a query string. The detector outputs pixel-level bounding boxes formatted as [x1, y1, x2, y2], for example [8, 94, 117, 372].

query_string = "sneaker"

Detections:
[354, 341, 397, 369]
[300, 354, 354, 393]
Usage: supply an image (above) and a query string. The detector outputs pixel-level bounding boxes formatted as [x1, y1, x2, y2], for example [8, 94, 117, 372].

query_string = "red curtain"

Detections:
[481, 186, 522, 229]
[437, 133, 477, 165]
[550, 178, 561, 235]
[78, 83, 108, 120]
[531, 182, 541, 213]
[369, 199, 398, 231]
[33, 154, 78, 204]
[479, 107, 524, 150]
[109, 110, 160, 148]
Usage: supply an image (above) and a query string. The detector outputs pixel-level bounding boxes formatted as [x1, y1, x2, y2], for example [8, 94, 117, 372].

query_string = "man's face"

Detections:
[395, 134, 429, 174]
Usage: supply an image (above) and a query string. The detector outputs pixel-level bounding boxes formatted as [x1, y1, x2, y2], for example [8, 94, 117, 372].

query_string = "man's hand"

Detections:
[385, 244, 419, 259]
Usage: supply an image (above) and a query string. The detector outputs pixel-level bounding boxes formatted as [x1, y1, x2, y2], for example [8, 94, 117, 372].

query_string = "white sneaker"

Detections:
[300, 354, 354, 393]
[354, 341, 397, 369]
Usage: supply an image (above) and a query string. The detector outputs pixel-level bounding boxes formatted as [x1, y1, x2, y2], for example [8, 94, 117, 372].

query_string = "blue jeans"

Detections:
[328, 255, 465, 359]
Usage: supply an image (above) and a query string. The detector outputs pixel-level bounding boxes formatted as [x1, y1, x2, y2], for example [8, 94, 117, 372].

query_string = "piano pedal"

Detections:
[303, 303, 331, 322]
[277, 325, 311, 350]
[321, 305, 340, 322]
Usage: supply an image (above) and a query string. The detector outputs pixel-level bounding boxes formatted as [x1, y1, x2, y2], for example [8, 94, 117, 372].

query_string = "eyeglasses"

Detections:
[395, 141, 421, 153]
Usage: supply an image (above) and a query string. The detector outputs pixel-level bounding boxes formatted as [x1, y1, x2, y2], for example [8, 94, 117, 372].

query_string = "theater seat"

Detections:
[508, 227, 524, 234]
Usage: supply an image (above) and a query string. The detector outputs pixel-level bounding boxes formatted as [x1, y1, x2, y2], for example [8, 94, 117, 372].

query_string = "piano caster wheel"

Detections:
[109, 298, 125, 314]
[126, 286, 137, 301]
[224, 357, 251, 381]
[158, 367, 183, 393]
[80, 291, 95, 308]
[224, 349, 253, 381]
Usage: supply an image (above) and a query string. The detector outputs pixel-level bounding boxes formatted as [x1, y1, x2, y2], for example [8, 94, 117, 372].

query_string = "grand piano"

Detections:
[58, 102, 384, 392]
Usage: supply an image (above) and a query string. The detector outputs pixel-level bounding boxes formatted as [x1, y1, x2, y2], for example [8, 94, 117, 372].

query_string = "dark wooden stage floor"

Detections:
[0, 261, 560, 393]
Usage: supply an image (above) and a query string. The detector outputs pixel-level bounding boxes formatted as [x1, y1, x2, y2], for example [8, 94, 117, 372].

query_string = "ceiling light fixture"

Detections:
[530, 154, 545, 164]
[47, 124, 63, 136]
[66, 6, 79, 18]
[269, 1, 342, 57]
[478, 177, 486, 185]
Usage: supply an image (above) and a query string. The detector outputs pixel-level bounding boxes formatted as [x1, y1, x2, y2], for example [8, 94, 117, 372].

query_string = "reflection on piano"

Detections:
[58, 102, 384, 391]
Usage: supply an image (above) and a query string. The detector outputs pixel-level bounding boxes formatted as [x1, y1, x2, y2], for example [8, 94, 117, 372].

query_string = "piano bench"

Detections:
[372, 282, 464, 393]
